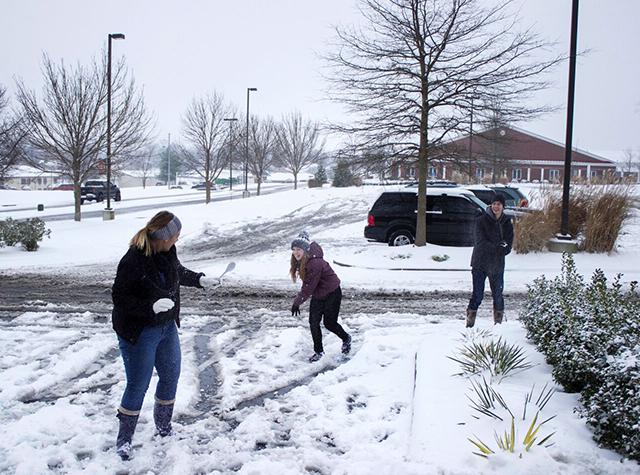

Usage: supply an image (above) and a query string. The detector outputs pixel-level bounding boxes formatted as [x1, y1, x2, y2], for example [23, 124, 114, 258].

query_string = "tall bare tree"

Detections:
[181, 92, 233, 203]
[326, 0, 561, 245]
[0, 85, 26, 182]
[16, 53, 152, 220]
[275, 111, 324, 189]
[126, 144, 159, 189]
[248, 116, 277, 195]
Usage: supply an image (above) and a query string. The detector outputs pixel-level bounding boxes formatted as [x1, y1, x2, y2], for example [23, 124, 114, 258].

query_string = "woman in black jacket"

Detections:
[111, 211, 216, 460]
[466, 194, 514, 327]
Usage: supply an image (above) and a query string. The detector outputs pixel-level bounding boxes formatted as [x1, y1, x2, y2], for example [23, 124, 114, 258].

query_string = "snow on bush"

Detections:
[521, 253, 640, 460]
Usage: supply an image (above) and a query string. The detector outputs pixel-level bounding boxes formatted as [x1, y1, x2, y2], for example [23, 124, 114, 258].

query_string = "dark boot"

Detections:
[494, 310, 504, 324]
[154, 401, 174, 437]
[116, 412, 138, 461]
[308, 352, 324, 362]
[341, 335, 352, 355]
[466, 309, 477, 328]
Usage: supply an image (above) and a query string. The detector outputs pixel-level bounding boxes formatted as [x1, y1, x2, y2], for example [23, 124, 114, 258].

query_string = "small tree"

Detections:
[314, 164, 327, 185]
[181, 92, 233, 203]
[0, 85, 25, 182]
[274, 111, 324, 189]
[332, 160, 354, 187]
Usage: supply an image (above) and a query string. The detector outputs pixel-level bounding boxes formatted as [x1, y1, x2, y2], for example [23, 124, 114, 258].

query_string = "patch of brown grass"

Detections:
[513, 184, 634, 254]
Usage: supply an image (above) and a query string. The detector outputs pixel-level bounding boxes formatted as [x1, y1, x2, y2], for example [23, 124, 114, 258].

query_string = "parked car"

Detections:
[80, 180, 121, 204]
[191, 182, 218, 190]
[364, 187, 491, 247]
[52, 183, 74, 191]
[465, 184, 529, 208]
[466, 185, 529, 208]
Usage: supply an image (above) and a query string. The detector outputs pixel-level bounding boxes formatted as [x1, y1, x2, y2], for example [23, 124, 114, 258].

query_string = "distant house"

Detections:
[3, 165, 67, 190]
[390, 126, 617, 183]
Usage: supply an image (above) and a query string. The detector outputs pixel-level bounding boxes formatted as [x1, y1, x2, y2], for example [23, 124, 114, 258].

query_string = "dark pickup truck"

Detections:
[81, 180, 121, 204]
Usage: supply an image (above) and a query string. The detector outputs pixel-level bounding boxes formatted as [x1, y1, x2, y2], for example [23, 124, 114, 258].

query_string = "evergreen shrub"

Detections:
[521, 253, 640, 460]
[0, 217, 51, 251]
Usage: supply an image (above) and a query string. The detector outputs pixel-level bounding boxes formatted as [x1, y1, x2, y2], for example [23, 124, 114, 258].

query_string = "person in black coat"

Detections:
[466, 194, 514, 327]
[111, 211, 218, 460]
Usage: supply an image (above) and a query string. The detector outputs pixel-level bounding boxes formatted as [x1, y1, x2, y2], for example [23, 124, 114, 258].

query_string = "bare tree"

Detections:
[248, 116, 277, 195]
[326, 0, 561, 245]
[181, 92, 233, 203]
[0, 85, 27, 182]
[16, 53, 152, 220]
[621, 148, 640, 183]
[126, 144, 159, 189]
[275, 111, 324, 189]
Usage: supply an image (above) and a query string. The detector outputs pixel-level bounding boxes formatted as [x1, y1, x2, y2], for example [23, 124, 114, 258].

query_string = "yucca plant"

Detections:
[449, 337, 534, 382]
[468, 383, 557, 458]
[470, 413, 556, 458]
[467, 376, 512, 421]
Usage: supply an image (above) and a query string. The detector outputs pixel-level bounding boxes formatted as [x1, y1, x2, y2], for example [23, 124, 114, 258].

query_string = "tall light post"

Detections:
[104, 32, 125, 221]
[550, 0, 580, 253]
[223, 117, 238, 191]
[244, 87, 257, 198]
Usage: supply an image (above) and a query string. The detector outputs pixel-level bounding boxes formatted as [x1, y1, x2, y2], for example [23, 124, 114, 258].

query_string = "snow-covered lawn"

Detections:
[1, 184, 639, 473]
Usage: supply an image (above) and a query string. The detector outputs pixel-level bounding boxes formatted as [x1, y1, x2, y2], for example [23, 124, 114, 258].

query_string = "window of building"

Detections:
[549, 169, 560, 181]
[512, 169, 522, 180]
[409, 167, 416, 177]
[590, 170, 598, 178]
[428, 167, 437, 178]
[571, 168, 581, 177]
[475, 168, 485, 179]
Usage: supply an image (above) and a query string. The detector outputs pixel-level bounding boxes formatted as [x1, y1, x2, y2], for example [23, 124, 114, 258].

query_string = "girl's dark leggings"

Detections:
[309, 287, 349, 353]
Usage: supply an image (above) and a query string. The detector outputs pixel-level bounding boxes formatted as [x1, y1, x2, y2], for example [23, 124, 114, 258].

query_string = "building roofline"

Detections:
[459, 125, 615, 165]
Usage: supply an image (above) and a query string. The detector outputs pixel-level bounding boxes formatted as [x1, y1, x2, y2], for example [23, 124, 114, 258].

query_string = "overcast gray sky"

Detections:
[1, 0, 638, 157]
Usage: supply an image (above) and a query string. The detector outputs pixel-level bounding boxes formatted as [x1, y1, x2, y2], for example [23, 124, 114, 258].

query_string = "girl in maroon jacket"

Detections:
[290, 231, 352, 362]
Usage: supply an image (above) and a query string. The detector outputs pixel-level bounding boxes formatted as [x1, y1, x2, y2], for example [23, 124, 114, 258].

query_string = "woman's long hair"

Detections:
[130, 211, 176, 256]
[290, 253, 308, 282]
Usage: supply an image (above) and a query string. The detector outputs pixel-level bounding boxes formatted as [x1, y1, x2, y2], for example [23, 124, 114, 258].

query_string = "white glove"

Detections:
[199, 275, 221, 289]
[153, 298, 175, 314]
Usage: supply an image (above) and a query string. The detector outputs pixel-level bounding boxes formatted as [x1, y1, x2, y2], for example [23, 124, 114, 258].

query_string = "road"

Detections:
[33, 184, 293, 222]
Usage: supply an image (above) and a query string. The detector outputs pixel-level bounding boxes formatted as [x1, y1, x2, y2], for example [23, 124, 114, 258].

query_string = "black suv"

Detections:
[364, 188, 488, 246]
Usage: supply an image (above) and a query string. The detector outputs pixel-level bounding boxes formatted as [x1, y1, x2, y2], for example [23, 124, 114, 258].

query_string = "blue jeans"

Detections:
[118, 320, 181, 414]
[468, 268, 504, 311]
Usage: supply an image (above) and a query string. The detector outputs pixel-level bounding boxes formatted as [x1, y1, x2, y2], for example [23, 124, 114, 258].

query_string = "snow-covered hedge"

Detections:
[520, 254, 640, 460]
[0, 217, 51, 251]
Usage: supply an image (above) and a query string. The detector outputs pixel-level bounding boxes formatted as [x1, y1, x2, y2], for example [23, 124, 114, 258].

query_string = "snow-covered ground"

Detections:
[1, 184, 639, 474]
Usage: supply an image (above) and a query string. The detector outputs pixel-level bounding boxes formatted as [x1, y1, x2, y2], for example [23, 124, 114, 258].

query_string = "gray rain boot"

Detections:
[116, 411, 139, 461]
[153, 401, 174, 437]
[494, 310, 504, 324]
[466, 309, 477, 328]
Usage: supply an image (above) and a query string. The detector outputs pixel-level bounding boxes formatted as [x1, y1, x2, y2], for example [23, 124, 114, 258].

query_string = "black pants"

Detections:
[309, 287, 349, 353]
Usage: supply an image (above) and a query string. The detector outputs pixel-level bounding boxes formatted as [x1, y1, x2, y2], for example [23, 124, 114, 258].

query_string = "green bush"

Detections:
[520, 253, 640, 460]
[0, 218, 22, 246]
[0, 217, 51, 251]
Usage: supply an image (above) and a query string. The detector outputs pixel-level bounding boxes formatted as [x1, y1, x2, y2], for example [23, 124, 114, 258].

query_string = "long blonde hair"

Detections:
[290, 253, 308, 282]
[130, 211, 176, 256]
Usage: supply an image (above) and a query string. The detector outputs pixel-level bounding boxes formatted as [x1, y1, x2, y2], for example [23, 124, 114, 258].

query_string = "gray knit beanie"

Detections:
[291, 231, 311, 252]
[150, 216, 182, 240]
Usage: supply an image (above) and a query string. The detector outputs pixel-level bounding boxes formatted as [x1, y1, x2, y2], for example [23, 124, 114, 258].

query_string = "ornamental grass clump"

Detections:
[513, 184, 633, 254]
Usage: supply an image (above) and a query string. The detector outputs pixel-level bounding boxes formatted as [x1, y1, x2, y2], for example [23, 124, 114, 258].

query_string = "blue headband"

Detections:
[150, 216, 182, 240]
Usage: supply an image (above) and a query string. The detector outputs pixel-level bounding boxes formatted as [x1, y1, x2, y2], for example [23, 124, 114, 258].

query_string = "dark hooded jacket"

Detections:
[470, 207, 514, 274]
[112, 245, 203, 344]
[293, 242, 341, 306]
